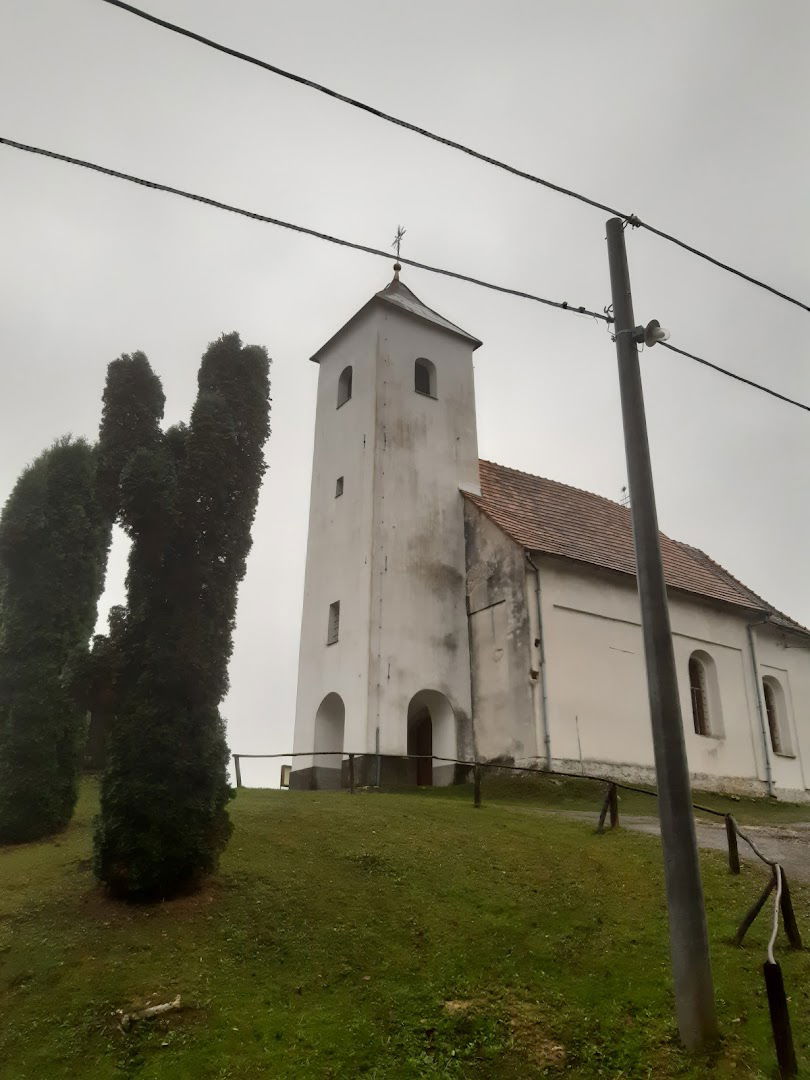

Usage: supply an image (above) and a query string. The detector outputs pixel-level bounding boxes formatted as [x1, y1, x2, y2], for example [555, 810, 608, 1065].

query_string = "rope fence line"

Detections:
[236, 747, 804, 1072]
[233, 756, 747, 820]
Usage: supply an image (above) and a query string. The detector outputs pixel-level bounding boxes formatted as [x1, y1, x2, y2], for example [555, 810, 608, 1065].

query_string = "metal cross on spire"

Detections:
[392, 224, 406, 277]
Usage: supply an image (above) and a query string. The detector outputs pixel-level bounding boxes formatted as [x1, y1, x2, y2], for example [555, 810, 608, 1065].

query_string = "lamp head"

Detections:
[633, 319, 670, 346]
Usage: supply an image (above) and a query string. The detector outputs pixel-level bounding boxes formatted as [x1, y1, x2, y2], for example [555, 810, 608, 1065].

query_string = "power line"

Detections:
[98, 0, 810, 315]
[2, 136, 807, 414]
[0, 136, 609, 322]
[659, 342, 809, 413]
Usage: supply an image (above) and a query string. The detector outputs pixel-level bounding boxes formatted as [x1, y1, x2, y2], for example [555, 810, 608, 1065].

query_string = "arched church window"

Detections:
[337, 366, 352, 408]
[688, 651, 722, 737]
[763, 676, 793, 756]
[414, 358, 436, 398]
[689, 656, 709, 735]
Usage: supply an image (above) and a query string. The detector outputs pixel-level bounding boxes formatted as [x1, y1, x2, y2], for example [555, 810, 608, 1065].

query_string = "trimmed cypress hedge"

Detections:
[94, 333, 271, 898]
[0, 438, 110, 843]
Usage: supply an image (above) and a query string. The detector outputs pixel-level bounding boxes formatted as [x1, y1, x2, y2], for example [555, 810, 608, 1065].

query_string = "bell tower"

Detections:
[291, 267, 482, 788]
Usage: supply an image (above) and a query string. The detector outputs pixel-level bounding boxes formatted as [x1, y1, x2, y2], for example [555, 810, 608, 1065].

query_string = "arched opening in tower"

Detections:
[312, 692, 345, 789]
[406, 690, 457, 787]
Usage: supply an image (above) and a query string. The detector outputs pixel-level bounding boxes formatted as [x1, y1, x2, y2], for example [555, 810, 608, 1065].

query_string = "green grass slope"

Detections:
[1, 782, 808, 1079]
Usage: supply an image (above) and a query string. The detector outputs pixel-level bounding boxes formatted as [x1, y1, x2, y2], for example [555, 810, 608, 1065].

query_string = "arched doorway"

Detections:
[406, 690, 456, 787]
[313, 692, 345, 789]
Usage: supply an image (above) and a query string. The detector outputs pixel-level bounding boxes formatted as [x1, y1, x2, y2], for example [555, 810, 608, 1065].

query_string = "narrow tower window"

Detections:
[326, 601, 340, 645]
[337, 366, 353, 408]
[335, 476, 344, 497]
[414, 357, 436, 398]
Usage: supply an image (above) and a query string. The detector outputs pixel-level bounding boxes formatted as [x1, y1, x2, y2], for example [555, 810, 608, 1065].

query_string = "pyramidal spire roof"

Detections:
[310, 270, 482, 362]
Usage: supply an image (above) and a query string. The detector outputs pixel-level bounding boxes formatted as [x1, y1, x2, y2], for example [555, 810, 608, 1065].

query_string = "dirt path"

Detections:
[524, 808, 810, 883]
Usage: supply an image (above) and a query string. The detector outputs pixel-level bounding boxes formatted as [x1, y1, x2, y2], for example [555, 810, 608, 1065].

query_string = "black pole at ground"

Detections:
[473, 764, 482, 808]
[607, 217, 717, 1049]
[763, 961, 798, 1077]
[348, 753, 355, 794]
[233, 754, 242, 789]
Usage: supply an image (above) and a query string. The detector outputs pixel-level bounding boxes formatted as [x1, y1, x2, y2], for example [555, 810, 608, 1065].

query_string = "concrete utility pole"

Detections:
[606, 217, 718, 1049]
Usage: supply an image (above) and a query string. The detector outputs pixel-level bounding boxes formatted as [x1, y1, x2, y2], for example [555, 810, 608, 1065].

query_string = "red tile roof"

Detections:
[465, 459, 806, 633]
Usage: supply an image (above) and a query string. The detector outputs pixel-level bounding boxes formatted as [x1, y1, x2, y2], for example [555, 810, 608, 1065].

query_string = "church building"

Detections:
[291, 269, 810, 801]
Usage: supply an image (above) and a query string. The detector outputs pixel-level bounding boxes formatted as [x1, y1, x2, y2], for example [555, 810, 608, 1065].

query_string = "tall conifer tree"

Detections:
[0, 439, 109, 842]
[95, 333, 270, 898]
[0, 351, 164, 843]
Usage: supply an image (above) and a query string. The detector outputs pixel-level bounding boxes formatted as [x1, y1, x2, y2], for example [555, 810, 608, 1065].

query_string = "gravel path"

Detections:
[525, 808, 810, 883]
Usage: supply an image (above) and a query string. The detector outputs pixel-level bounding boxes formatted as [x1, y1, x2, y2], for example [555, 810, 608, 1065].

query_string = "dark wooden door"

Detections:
[414, 712, 433, 786]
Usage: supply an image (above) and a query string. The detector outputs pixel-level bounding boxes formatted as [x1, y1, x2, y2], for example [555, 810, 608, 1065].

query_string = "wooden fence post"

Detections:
[474, 764, 482, 808]
[348, 753, 355, 794]
[233, 754, 242, 789]
[596, 783, 611, 833]
[734, 872, 776, 947]
[779, 872, 803, 950]
[725, 815, 741, 874]
[608, 783, 619, 829]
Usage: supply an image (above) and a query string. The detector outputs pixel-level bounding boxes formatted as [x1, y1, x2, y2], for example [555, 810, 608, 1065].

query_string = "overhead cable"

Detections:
[0, 136, 609, 322]
[98, 0, 810, 315]
[3, 136, 807, 413]
[660, 342, 809, 413]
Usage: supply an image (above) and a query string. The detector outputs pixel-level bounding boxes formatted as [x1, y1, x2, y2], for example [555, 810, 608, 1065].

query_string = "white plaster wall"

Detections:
[294, 297, 479, 774]
[292, 309, 378, 768]
[464, 503, 537, 763]
[368, 306, 478, 758]
[757, 627, 809, 797]
[535, 555, 810, 798]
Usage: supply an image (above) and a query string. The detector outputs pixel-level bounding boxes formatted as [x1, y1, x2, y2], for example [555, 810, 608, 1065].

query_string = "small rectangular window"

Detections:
[335, 476, 344, 497]
[327, 601, 340, 645]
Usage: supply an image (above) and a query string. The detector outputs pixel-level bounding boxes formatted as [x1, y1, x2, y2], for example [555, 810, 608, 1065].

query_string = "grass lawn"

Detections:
[0, 781, 808, 1079]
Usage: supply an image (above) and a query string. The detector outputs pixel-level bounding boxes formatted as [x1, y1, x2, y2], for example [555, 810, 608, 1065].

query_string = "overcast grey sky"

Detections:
[2, 0, 808, 786]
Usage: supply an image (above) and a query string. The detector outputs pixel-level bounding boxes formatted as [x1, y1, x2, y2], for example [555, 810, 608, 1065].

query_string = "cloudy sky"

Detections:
[2, 0, 808, 786]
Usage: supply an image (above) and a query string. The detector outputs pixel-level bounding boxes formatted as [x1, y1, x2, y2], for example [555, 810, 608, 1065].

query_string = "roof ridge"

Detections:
[472, 459, 808, 634]
[680, 543, 809, 633]
[480, 458, 633, 516]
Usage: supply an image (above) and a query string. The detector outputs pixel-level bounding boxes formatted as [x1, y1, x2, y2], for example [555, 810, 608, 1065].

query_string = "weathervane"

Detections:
[392, 224, 406, 278]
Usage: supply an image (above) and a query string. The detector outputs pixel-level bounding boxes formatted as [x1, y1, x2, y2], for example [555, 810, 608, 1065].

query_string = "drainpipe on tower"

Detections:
[526, 553, 552, 771]
[747, 614, 775, 798]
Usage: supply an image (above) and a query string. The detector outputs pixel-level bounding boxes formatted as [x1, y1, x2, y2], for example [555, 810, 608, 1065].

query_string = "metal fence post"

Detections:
[348, 753, 355, 794]
[474, 763, 482, 808]
[233, 754, 242, 789]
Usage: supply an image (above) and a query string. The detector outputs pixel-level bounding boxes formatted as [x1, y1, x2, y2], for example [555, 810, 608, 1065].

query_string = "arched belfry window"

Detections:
[414, 357, 436, 398]
[688, 651, 723, 737]
[337, 366, 352, 408]
[763, 676, 793, 756]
